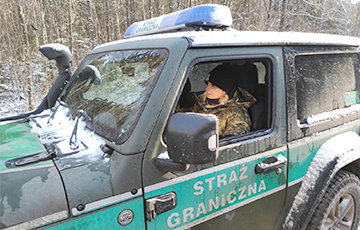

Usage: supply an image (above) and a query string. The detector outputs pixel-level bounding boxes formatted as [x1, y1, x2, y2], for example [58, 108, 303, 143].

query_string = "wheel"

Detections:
[308, 170, 360, 230]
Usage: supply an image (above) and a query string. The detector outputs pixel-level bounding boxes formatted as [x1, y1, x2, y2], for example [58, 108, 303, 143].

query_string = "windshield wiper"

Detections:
[68, 110, 92, 150]
[69, 116, 80, 150]
[47, 100, 69, 125]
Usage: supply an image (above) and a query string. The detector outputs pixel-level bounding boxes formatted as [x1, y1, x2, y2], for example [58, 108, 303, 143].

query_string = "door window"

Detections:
[295, 53, 360, 124]
[175, 59, 271, 141]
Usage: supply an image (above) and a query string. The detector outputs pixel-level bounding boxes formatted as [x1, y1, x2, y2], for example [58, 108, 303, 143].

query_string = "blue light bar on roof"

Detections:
[123, 4, 232, 38]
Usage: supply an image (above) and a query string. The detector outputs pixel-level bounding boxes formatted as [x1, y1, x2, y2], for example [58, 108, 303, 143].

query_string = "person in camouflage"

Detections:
[190, 64, 256, 138]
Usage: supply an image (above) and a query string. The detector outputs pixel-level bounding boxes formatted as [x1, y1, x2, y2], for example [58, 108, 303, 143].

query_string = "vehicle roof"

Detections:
[187, 30, 360, 47]
[91, 30, 360, 54]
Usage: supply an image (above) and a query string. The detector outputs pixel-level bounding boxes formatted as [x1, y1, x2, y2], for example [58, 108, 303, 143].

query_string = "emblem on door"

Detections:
[118, 209, 134, 226]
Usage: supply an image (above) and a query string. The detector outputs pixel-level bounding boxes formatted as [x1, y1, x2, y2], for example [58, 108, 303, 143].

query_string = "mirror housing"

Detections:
[166, 113, 219, 164]
[0, 44, 72, 122]
[39, 43, 72, 75]
[36, 44, 72, 112]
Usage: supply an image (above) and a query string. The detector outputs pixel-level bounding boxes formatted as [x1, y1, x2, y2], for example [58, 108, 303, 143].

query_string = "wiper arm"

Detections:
[76, 109, 92, 124]
[47, 100, 69, 125]
[68, 110, 91, 150]
[69, 116, 80, 150]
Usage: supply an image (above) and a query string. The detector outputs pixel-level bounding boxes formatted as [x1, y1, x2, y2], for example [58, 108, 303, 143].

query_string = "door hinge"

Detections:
[146, 192, 177, 221]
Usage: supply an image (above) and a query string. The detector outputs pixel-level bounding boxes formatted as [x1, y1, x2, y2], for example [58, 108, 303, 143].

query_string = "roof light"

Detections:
[123, 4, 232, 38]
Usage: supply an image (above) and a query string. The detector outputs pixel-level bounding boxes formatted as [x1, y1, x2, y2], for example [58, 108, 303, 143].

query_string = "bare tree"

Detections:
[16, 0, 34, 110]
[87, 0, 96, 48]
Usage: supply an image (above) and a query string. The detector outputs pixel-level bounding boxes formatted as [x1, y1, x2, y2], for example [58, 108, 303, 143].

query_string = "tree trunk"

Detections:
[38, 0, 50, 92]
[148, 0, 153, 18]
[142, 0, 147, 20]
[87, 0, 96, 48]
[262, 0, 273, 30]
[240, 0, 250, 30]
[154, 0, 160, 16]
[113, 0, 121, 39]
[16, 0, 34, 110]
[126, 0, 131, 28]
[355, 4, 360, 37]
[69, 0, 73, 54]
[279, 0, 287, 31]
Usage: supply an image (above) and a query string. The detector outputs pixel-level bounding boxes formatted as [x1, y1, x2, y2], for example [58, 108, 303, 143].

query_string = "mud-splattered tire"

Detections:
[308, 170, 360, 230]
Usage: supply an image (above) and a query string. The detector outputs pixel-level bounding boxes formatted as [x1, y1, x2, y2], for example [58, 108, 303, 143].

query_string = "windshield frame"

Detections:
[60, 48, 169, 144]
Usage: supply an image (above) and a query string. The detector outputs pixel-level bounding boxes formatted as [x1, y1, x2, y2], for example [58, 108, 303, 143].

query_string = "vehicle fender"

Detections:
[0, 165, 68, 229]
[283, 131, 360, 230]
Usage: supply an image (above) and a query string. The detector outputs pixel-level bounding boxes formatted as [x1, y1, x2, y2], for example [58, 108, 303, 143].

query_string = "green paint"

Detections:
[288, 125, 360, 183]
[47, 197, 145, 230]
[343, 91, 360, 106]
[0, 122, 50, 171]
[146, 151, 287, 229]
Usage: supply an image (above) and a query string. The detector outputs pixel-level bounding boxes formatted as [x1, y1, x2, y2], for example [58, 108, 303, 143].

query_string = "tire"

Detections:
[308, 170, 360, 230]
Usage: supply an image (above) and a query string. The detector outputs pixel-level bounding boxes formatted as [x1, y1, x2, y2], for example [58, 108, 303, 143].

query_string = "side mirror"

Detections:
[79, 65, 102, 85]
[167, 113, 219, 164]
[155, 113, 219, 172]
[36, 44, 72, 112]
[39, 43, 72, 75]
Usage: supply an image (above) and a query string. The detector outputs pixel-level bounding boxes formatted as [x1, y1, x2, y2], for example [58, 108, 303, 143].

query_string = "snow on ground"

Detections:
[0, 87, 43, 118]
[0, 52, 61, 118]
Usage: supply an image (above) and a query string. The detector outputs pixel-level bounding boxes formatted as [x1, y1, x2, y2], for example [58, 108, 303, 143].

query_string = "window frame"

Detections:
[295, 52, 358, 122]
[61, 48, 169, 144]
[284, 46, 360, 141]
[171, 54, 275, 146]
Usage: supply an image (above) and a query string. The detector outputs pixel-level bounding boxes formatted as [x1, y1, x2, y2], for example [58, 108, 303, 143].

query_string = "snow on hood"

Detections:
[284, 131, 360, 228]
[29, 103, 106, 163]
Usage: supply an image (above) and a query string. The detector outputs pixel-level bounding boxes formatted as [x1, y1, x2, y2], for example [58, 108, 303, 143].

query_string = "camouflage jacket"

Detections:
[191, 87, 256, 138]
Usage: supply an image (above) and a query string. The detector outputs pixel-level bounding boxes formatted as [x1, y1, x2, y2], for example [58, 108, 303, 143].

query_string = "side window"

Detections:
[176, 59, 271, 140]
[295, 53, 360, 124]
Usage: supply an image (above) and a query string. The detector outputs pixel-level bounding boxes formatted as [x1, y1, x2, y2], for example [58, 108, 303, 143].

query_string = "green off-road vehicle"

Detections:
[1, 4, 360, 230]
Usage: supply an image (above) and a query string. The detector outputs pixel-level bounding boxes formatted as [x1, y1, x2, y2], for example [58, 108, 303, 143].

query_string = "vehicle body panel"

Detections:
[0, 165, 68, 229]
[145, 147, 287, 230]
[46, 196, 145, 230]
[141, 46, 289, 230]
[0, 123, 47, 169]
[284, 124, 360, 229]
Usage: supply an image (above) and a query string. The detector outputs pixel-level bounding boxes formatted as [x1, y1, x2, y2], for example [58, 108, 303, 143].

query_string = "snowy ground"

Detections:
[0, 86, 44, 118]
[0, 51, 59, 118]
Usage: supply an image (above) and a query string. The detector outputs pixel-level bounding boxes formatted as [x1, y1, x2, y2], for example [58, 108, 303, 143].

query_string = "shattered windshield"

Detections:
[61, 49, 168, 143]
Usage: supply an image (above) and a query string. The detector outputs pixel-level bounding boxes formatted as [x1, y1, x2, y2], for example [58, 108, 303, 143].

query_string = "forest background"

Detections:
[0, 0, 359, 117]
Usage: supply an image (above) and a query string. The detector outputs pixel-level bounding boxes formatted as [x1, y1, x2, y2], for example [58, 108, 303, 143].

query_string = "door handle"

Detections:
[146, 192, 177, 221]
[255, 155, 287, 175]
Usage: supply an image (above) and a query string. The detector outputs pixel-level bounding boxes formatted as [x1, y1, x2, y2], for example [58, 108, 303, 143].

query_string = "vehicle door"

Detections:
[142, 47, 289, 230]
[283, 47, 360, 228]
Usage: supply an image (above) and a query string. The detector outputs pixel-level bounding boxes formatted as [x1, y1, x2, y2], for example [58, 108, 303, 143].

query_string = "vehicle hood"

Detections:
[0, 105, 108, 171]
[0, 122, 47, 171]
